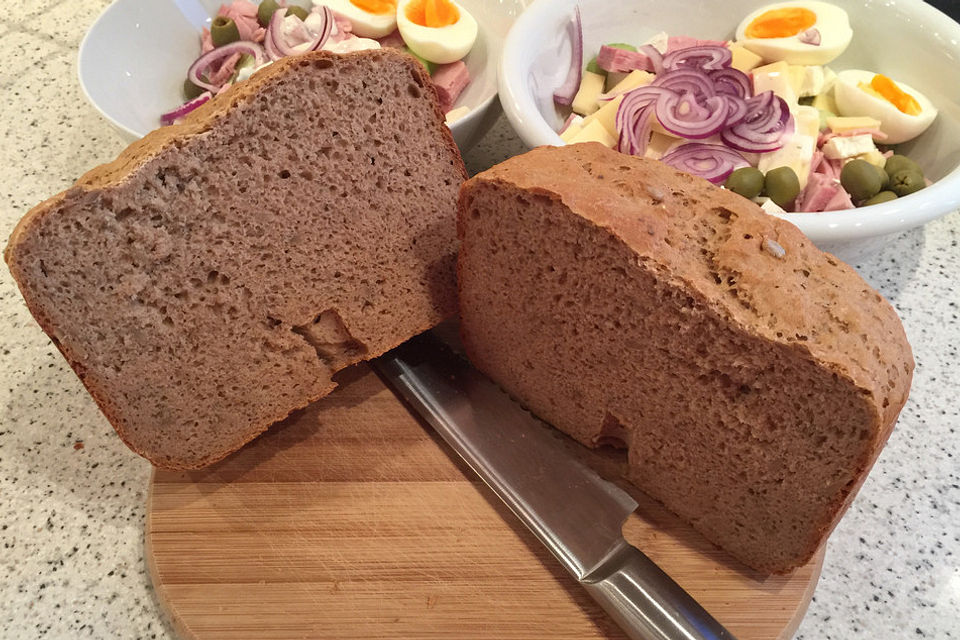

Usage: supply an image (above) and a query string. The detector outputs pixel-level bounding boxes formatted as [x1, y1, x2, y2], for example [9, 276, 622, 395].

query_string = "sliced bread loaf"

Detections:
[6, 49, 466, 469]
[457, 143, 913, 574]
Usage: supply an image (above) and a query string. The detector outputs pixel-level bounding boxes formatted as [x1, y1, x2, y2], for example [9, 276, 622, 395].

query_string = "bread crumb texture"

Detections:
[458, 143, 913, 574]
[5, 50, 465, 469]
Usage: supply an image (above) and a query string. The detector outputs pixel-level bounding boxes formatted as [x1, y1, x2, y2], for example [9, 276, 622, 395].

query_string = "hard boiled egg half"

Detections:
[397, 0, 477, 64]
[834, 70, 938, 144]
[735, 1, 852, 65]
[316, 0, 397, 39]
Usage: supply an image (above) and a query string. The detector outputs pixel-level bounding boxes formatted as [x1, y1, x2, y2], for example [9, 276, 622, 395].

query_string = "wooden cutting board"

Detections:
[147, 363, 823, 640]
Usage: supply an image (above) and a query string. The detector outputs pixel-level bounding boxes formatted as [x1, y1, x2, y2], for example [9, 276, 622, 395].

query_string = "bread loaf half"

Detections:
[457, 143, 913, 574]
[6, 49, 466, 469]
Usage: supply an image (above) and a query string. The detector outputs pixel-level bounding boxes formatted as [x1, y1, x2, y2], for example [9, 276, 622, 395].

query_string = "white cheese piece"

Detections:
[444, 106, 471, 125]
[798, 66, 826, 97]
[758, 106, 819, 189]
[753, 61, 798, 107]
[821, 134, 877, 160]
[755, 197, 788, 215]
[644, 31, 669, 54]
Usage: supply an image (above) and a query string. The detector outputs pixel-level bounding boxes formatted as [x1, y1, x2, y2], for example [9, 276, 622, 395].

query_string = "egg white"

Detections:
[834, 70, 938, 144]
[735, 1, 852, 66]
[396, 0, 477, 64]
[315, 0, 397, 39]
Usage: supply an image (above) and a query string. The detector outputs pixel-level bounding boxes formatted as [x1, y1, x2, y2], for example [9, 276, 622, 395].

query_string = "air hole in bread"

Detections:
[407, 83, 421, 99]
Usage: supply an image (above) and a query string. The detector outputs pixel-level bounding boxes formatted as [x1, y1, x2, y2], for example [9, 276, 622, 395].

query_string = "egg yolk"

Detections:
[405, 0, 460, 27]
[745, 7, 817, 39]
[349, 0, 396, 14]
[858, 74, 923, 116]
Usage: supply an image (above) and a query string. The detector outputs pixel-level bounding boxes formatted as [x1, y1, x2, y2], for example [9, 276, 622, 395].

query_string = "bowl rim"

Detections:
[77, 0, 504, 142]
[498, 0, 960, 242]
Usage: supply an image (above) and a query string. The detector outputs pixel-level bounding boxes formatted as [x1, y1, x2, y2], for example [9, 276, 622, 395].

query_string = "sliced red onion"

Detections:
[187, 41, 266, 92]
[615, 86, 671, 155]
[722, 94, 748, 127]
[637, 44, 664, 75]
[651, 67, 718, 102]
[799, 28, 821, 45]
[553, 6, 583, 106]
[655, 92, 727, 139]
[662, 45, 732, 71]
[268, 6, 332, 58]
[721, 91, 792, 153]
[160, 92, 212, 126]
[660, 143, 750, 184]
[710, 67, 752, 99]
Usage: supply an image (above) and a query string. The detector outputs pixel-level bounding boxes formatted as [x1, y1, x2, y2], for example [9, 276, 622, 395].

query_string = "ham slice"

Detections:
[432, 60, 470, 112]
[596, 45, 657, 73]
[377, 29, 406, 49]
[796, 172, 851, 212]
[218, 0, 266, 43]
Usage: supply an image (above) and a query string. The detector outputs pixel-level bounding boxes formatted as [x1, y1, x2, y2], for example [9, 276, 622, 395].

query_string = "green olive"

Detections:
[586, 56, 603, 74]
[724, 167, 764, 199]
[861, 191, 898, 206]
[183, 78, 204, 100]
[285, 5, 309, 20]
[211, 16, 240, 47]
[257, 0, 280, 26]
[883, 154, 922, 178]
[764, 166, 801, 208]
[873, 163, 890, 190]
[840, 159, 883, 202]
[889, 169, 926, 197]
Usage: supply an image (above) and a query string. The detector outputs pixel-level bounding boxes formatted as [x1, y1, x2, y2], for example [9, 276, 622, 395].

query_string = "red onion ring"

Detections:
[637, 44, 664, 75]
[799, 28, 821, 45]
[722, 94, 748, 127]
[553, 6, 583, 106]
[268, 6, 332, 58]
[187, 41, 266, 92]
[615, 86, 671, 155]
[160, 91, 212, 126]
[710, 67, 752, 99]
[660, 143, 749, 184]
[655, 92, 727, 139]
[721, 92, 792, 153]
[662, 44, 732, 71]
[651, 67, 717, 101]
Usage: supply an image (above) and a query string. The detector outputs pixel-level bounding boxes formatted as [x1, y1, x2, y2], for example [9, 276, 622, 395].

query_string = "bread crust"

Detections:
[6, 49, 466, 469]
[457, 143, 913, 573]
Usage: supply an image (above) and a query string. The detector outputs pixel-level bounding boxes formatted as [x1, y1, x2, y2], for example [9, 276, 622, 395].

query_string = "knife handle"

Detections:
[582, 542, 736, 640]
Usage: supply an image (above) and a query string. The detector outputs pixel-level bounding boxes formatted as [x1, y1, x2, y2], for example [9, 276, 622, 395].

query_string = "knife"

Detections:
[373, 332, 736, 640]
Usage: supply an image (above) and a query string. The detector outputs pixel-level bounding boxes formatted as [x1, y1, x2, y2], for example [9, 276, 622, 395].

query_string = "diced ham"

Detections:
[666, 36, 728, 51]
[796, 172, 849, 212]
[209, 52, 243, 86]
[219, 0, 265, 43]
[431, 60, 470, 113]
[596, 45, 657, 73]
[377, 29, 406, 49]
[201, 27, 215, 53]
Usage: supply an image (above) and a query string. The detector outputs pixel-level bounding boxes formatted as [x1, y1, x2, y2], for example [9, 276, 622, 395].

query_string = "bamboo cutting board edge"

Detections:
[145, 364, 824, 640]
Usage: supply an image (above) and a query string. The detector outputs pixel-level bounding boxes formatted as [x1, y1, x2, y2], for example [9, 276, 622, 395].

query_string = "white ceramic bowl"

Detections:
[499, 0, 960, 263]
[78, 0, 528, 152]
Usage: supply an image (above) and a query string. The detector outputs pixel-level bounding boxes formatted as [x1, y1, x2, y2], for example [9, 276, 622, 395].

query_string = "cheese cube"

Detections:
[572, 71, 605, 116]
[567, 118, 617, 147]
[797, 65, 825, 97]
[582, 94, 624, 136]
[786, 65, 805, 96]
[644, 131, 676, 159]
[607, 70, 655, 97]
[559, 115, 586, 142]
[826, 116, 882, 135]
[856, 149, 887, 168]
[821, 134, 877, 160]
[752, 61, 798, 106]
[811, 91, 838, 114]
[757, 106, 819, 189]
[729, 44, 763, 72]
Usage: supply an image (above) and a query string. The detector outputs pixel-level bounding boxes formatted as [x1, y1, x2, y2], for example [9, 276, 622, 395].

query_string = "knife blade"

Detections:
[373, 332, 736, 640]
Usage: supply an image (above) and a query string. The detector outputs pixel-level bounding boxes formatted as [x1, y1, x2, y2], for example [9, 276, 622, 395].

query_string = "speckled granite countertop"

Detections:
[1, 2, 958, 638]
